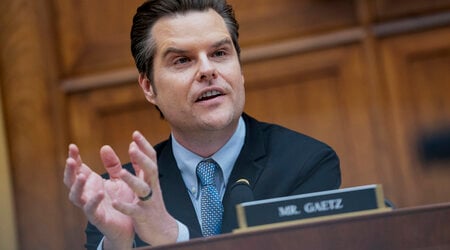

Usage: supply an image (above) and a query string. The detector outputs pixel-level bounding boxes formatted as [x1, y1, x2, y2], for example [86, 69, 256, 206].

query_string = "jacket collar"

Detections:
[221, 113, 268, 232]
[157, 113, 268, 235]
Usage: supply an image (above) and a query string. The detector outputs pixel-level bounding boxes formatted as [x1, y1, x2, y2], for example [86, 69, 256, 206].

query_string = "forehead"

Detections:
[151, 9, 231, 51]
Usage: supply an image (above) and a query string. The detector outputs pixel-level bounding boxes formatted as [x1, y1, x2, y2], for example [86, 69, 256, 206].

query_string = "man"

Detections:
[63, 0, 341, 249]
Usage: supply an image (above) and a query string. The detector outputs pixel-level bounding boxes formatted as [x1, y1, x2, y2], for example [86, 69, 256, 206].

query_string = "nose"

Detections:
[196, 54, 217, 82]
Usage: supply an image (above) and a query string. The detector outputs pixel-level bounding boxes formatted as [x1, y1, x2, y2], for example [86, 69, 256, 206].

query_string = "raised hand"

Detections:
[64, 144, 135, 249]
[112, 131, 179, 246]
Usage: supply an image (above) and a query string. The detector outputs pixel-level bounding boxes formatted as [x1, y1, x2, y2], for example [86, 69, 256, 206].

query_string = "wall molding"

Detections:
[373, 11, 450, 37]
[61, 11, 450, 93]
[61, 28, 365, 93]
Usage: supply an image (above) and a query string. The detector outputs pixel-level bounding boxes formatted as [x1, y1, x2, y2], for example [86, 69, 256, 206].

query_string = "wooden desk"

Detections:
[146, 202, 450, 250]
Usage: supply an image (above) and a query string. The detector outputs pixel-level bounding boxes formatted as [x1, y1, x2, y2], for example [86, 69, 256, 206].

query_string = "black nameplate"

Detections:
[236, 184, 389, 230]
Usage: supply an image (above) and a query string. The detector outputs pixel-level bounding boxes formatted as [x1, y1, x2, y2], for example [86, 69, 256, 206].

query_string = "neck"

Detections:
[171, 121, 239, 158]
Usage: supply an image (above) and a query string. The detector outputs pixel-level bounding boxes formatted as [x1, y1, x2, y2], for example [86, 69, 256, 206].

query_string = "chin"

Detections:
[200, 111, 238, 130]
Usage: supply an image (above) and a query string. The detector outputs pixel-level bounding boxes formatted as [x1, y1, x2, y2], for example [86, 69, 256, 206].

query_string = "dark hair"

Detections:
[130, 0, 240, 82]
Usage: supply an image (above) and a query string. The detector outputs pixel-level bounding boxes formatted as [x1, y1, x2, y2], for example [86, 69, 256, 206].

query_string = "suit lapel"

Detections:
[221, 114, 268, 233]
[156, 115, 268, 235]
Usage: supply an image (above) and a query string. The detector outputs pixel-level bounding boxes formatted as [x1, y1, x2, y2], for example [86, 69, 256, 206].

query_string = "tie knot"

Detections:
[196, 159, 218, 186]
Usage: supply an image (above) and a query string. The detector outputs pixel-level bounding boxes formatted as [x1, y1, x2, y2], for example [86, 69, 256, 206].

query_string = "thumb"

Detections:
[100, 145, 122, 179]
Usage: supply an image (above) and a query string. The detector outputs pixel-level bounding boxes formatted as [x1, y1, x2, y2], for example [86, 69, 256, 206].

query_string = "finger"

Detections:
[64, 144, 83, 187]
[112, 199, 137, 217]
[84, 191, 105, 225]
[119, 169, 151, 198]
[130, 131, 156, 179]
[68, 144, 83, 166]
[132, 131, 157, 161]
[64, 158, 77, 187]
[128, 142, 143, 179]
[68, 144, 94, 178]
[68, 173, 88, 207]
[128, 142, 159, 187]
[100, 145, 122, 179]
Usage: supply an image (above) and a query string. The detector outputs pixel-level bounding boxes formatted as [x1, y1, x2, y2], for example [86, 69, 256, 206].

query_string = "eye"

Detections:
[174, 57, 191, 65]
[212, 50, 227, 57]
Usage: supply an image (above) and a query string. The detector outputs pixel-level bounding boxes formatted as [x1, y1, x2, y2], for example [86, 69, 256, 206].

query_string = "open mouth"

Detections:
[196, 90, 224, 102]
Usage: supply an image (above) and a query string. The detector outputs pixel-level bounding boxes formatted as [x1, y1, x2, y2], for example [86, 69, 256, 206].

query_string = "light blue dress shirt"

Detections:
[173, 116, 246, 228]
[97, 117, 245, 249]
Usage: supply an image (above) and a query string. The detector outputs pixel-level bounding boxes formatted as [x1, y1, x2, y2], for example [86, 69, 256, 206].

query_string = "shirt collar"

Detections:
[172, 116, 246, 197]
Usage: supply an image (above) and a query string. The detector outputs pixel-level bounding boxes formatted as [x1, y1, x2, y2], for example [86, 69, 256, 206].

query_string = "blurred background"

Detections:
[1, 0, 449, 249]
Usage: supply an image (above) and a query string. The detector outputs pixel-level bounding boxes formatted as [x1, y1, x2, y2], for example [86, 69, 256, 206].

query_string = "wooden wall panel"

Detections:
[229, 0, 357, 46]
[379, 27, 450, 207]
[55, 0, 358, 79]
[0, 84, 18, 250]
[243, 45, 393, 191]
[1, 0, 66, 249]
[54, 0, 143, 76]
[372, 0, 450, 20]
[68, 84, 170, 171]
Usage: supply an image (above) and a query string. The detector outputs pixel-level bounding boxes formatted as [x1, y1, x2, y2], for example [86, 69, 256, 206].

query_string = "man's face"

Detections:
[142, 9, 245, 135]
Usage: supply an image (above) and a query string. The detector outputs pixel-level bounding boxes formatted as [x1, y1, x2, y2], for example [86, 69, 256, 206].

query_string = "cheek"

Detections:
[228, 71, 245, 92]
[220, 62, 243, 85]
[155, 74, 192, 105]
[233, 72, 246, 104]
[156, 69, 189, 91]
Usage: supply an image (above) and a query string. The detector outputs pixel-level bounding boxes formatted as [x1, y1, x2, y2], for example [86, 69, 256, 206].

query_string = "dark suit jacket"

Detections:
[85, 113, 341, 249]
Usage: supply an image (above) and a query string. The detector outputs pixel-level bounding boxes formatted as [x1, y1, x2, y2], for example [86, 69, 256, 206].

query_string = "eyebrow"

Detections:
[211, 38, 233, 49]
[161, 38, 233, 59]
[162, 47, 188, 59]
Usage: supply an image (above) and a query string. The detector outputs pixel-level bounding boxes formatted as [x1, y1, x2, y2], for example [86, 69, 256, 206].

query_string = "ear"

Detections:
[138, 73, 157, 105]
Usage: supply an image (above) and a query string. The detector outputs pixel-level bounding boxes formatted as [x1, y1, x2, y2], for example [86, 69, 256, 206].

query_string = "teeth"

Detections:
[199, 90, 221, 100]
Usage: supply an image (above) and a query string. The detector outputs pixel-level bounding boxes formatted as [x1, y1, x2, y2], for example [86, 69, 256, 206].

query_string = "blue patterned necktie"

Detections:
[196, 159, 224, 236]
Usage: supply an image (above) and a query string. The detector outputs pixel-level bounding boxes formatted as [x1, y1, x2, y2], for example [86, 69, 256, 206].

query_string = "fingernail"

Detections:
[133, 130, 142, 139]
